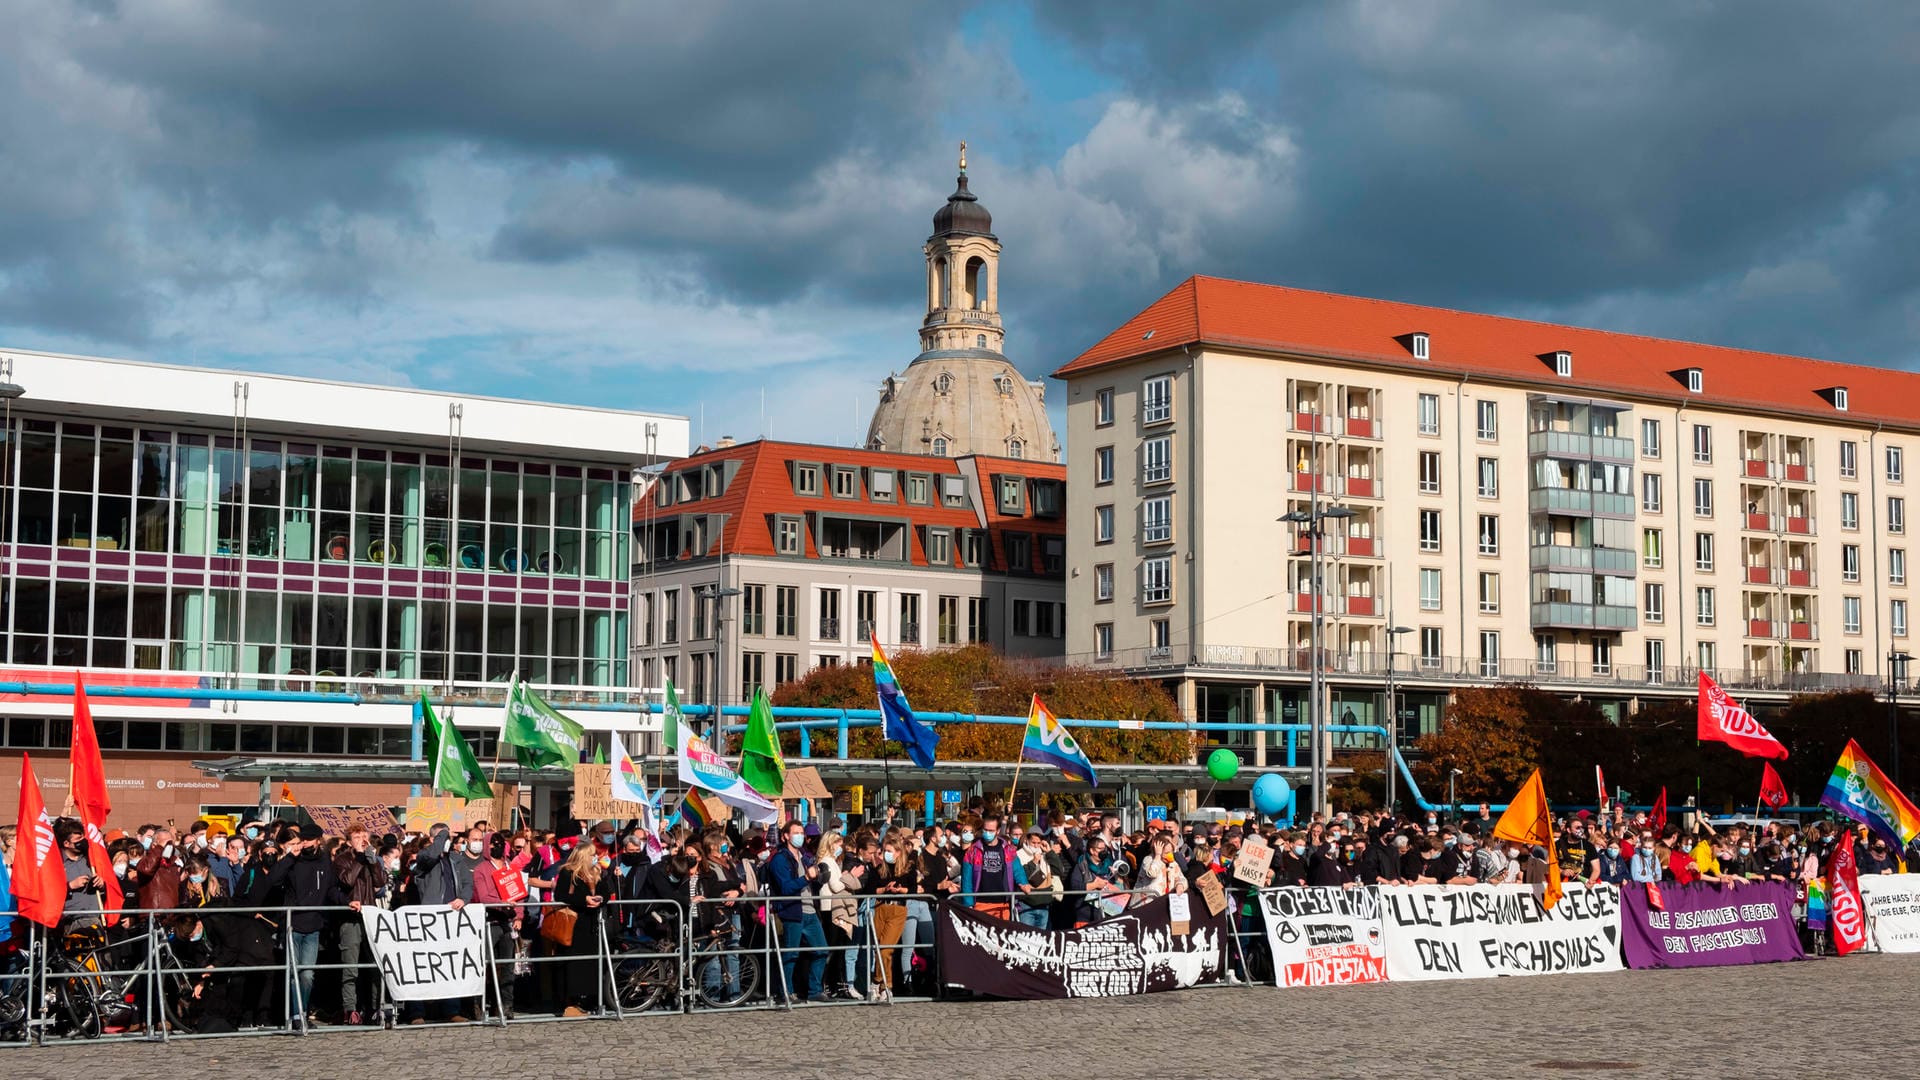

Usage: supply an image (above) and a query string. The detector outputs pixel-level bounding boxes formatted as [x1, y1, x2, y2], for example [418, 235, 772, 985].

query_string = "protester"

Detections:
[552, 839, 616, 1018]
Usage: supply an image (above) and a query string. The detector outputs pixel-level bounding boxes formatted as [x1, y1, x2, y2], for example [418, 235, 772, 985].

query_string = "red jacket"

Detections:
[134, 845, 183, 911]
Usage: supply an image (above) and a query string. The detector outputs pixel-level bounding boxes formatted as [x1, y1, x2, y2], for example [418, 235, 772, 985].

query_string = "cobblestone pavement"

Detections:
[8, 953, 1916, 1080]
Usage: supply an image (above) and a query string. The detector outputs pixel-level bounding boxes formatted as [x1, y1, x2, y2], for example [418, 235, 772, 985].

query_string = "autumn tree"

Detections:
[1412, 685, 1542, 805]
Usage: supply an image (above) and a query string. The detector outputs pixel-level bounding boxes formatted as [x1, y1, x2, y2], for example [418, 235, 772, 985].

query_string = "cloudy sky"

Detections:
[3, 1, 1917, 449]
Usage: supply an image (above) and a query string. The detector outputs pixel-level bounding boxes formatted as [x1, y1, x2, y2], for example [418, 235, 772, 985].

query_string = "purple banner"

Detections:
[1619, 880, 1804, 969]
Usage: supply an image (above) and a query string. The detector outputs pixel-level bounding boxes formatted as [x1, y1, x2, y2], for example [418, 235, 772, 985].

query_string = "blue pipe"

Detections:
[0, 680, 364, 704]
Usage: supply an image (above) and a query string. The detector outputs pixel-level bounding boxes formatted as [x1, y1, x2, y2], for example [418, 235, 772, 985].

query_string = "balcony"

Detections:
[818, 617, 841, 640]
[1345, 476, 1377, 498]
[855, 619, 876, 641]
[899, 621, 920, 645]
[1748, 618, 1781, 639]
[1346, 595, 1378, 617]
[1531, 602, 1638, 630]
[1345, 535, 1378, 558]
[1345, 416, 1379, 439]
[1745, 565, 1780, 585]
[1785, 515, 1813, 535]
[1744, 458, 1772, 478]
[1526, 430, 1636, 462]
[1293, 593, 1346, 615]
[1784, 463, 1811, 483]
[1786, 568, 1814, 588]
[1788, 621, 1816, 641]
[1292, 471, 1333, 494]
[1292, 411, 1333, 434]
[1532, 544, 1638, 573]
[1530, 488, 1591, 515]
[1745, 512, 1773, 532]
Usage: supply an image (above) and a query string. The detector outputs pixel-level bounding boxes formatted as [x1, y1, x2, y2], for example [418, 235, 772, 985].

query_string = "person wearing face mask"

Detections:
[332, 824, 390, 1025]
[1629, 833, 1663, 885]
[134, 825, 186, 913]
[612, 833, 654, 937]
[1558, 814, 1593, 879]
[469, 832, 527, 1020]
[1068, 835, 1124, 927]
[695, 830, 746, 999]
[1860, 838, 1899, 875]
[1587, 837, 1630, 885]
[210, 834, 249, 897]
[55, 818, 106, 931]
[960, 814, 1027, 918]
[403, 823, 478, 1024]
[808, 832, 864, 1001]
[249, 824, 342, 1028]
[1274, 831, 1309, 888]
[767, 820, 829, 1004]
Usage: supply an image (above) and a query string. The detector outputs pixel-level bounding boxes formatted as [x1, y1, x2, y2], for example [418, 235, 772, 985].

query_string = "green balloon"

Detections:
[1206, 748, 1240, 782]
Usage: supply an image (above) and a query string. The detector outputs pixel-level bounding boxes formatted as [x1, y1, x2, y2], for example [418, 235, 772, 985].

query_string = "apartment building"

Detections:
[1052, 275, 1913, 750]
[630, 439, 1066, 707]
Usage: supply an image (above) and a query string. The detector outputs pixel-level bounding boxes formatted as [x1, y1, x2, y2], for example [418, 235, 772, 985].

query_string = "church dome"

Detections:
[932, 173, 994, 239]
[867, 355, 1058, 462]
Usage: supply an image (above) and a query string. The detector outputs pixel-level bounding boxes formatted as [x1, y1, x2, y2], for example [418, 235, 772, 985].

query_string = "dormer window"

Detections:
[1826, 386, 1850, 411]
[934, 372, 953, 395]
[1672, 367, 1704, 394]
[994, 375, 1013, 395]
[1411, 332, 1430, 361]
[1553, 351, 1572, 378]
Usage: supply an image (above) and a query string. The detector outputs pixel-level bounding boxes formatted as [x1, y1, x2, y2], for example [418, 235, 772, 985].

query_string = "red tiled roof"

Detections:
[1054, 275, 1920, 430]
[634, 439, 1063, 570]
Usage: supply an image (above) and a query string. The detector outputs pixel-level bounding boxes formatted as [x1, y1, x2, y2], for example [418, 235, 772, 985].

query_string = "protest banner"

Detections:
[1378, 883, 1623, 981]
[1259, 886, 1387, 987]
[1858, 874, 1920, 953]
[403, 796, 465, 832]
[1618, 880, 1802, 968]
[1233, 836, 1274, 887]
[937, 895, 1227, 999]
[461, 782, 518, 831]
[305, 805, 400, 838]
[571, 763, 641, 822]
[361, 903, 489, 1001]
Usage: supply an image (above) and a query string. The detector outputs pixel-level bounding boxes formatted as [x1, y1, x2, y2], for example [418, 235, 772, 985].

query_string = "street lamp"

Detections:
[1280, 501, 1354, 818]
[1383, 624, 1413, 812]
[695, 581, 743, 751]
[1889, 650, 1912, 786]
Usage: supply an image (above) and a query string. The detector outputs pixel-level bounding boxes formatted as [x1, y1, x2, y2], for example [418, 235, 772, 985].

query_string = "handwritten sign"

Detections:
[782, 765, 830, 800]
[361, 904, 488, 1001]
[1233, 836, 1274, 887]
[1168, 892, 1192, 935]
[571, 764, 641, 822]
[404, 796, 465, 833]
[1194, 870, 1229, 918]
[462, 783, 518, 832]
[306, 805, 400, 838]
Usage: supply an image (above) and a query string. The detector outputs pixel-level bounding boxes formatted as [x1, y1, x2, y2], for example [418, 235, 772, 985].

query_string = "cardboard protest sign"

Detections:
[307, 805, 400, 838]
[461, 783, 518, 831]
[1194, 870, 1229, 918]
[403, 796, 465, 833]
[1233, 836, 1274, 887]
[571, 763, 641, 822]
[781, 765, 831, 800]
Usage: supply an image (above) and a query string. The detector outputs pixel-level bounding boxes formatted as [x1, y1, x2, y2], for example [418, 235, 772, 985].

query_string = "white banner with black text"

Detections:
[361, 903, 490, 1001]
[1858, 874, 1920, 954]
[1258, 886, 1387, 987]
[1378, 884, 1623, 981]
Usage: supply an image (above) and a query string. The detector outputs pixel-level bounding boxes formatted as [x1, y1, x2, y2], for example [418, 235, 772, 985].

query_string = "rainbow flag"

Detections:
[680, 789, 724, 831]
[1805, 877, 1829, 932]
[1818, 738, 1920, 849]
[1021, 694, 1097, 786]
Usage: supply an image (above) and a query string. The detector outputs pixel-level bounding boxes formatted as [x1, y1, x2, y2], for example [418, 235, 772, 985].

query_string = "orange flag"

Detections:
[69, 677, 122, 925]
[12, 754, 70, 928]
[280, 782, 298, 806]
[1492, 768, 1564, 910]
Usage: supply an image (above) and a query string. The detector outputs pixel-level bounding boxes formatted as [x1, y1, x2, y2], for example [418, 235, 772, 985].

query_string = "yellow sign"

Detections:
[849, 785, 865, 815]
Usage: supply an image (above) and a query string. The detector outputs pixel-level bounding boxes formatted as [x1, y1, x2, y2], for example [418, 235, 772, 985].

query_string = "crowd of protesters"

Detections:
[2, 797, 1915, 1035]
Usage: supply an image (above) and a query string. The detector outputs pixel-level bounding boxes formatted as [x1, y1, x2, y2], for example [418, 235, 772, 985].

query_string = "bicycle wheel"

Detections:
[49, 959, 102, 1039]
[693, 951, 760, 1009]
[614, 956, 674, 1012]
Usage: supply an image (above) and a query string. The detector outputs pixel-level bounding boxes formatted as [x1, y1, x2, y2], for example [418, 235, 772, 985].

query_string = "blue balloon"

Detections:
[1252, 773, 1292, 816]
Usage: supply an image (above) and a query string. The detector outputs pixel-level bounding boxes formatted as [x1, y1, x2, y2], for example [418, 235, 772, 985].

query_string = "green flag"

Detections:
[424, 696, 493, 800]
[662, 679, 682, 754]
[502, 673, 586, 769]
[739, 685, 786, 800]
[592, 742, 607, 765]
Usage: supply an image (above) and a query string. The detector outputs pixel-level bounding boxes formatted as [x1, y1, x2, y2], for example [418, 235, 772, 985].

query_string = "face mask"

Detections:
[113, 860, 129, 876]
[191, 927, 204, 942]
[189, 873, 207, 885]
[384, 858, 401, 872]
[1427, 817, 1437, 825]
[141, 836, 154, 850]
[1739, 846, 1751, 856]
[883, 851, 896, 864]
[1330, 833, 1343, 842]
[599, 833, 615, 845]
[467, 841, 484, 855]
[789, 834, 805, 848]
[1292, 844, 1307, 857]
[983, 829, 998, 842]
[960, 831, 975, 844]
[245, 828, 260, 840]
[1607, 846, 1621, 858]
[1443, 837, 1457, 848]
[831, 846, 844, 858]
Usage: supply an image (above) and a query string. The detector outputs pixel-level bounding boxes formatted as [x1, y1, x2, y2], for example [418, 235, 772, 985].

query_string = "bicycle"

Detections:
[50, 921, 204, 1038]
[612, 926, 763, 1012]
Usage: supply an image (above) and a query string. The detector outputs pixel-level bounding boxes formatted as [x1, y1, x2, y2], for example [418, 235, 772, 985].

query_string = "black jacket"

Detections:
[258, 848, 342, 934]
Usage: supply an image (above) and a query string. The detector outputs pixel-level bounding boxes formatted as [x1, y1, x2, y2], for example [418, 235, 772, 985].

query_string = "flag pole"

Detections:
[489, 672, 517, 787]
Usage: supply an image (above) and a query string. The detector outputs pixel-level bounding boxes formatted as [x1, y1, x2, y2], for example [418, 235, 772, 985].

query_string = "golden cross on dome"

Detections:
[959, 140, 967, 172]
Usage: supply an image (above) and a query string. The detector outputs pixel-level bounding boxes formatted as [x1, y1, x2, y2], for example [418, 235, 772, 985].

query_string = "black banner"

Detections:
[937, 896, 1229, 999]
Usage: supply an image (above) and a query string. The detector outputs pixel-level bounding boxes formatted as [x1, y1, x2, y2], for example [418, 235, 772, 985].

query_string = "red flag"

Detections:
[12, 754, 69, 928]
[1595, 765, 1609, 818]
[69, 678, 122, 925]
[1827, 836, 1869, 955]
[1697, 671, 1787, 759]
[1758, 762, 1789, 809]
[1649, 787, 1667, 835]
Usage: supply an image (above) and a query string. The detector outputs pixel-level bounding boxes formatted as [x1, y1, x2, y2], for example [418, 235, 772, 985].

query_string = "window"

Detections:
[1644, 583, 1665, 623]
[1142, 556, 1173, 604]
[1148, 617, 1171, 655]
[898, 593, 922, 643]
[1478, 572, 1500, 613]
[831, 466, 857, 498]
[693, 591, 713, 639]
[740, 652, 765, 702]
[1846, 648, 1865, 675]
[774, 585, 798, 638]
[1893, 549, 1908, 586]
[1094, 446, 1114, 485]
[1692, 425, 1712, 464]
[1642, 474, 1662, 513]
[1417, 393, 1440, 436]
[775, 517, 802, 555]
[1697, 641, 1716, 673]
[1685, 369, 1703, 394]
[1419, 568, 1442, 611]
[1142, 375, 1173, 425]
[1477, 457, 1498, 499]
[1842, 492, 1859, 530]
[906, 474, 930, 505]
[1895, 599, 1909, 638]
[774, 653, 799, 686]
[1094, 623, 1114, 660]
[1694, 532, 1714, 572]
[1835, 387, 1850, 412]
[662, 589, 679, 643]
[1475, 400, 1498, 441]
[856, 589, 879, 639]
[868, 469, 894, 502]
[741, 584, 765, 635]
[1418, 451, 1442, 494]
[1643, 528, 1663, 568]
[818, 587, 843, 639]
[1833, 543, 1859, 584]
[1477, 514, 1499, 556]
[1142, 436, 1173, 484]
[1844, 596, 1862, 635]
[1891, 446, 1905, 483]
[1004, 532, 1030, 571]
[1840, 441, 1858, 479]
[1645, 639, 1666, 681]
[1419, 509, 1442, 552]
[1641, 418, 1661, 458]
[1592, 637, 1612, 676]
[926, 528, 952, 565]
[1094, 563, 1113, 602]
[968, 596, 989, 644]
[1095, 388, 1115, 427]
[1142, 496, 1172, 544]
[941, 475, 967, 508]
[795, 463, 820, 496]
[1892, 497, 1907, 535]
[938, 595, 959, 645]
[1412, 332, 1431, 360]
[1478, 632, 1501, 677]
[1419, 627, 1442, 669]
[961, 529, 984, 566]
[934, 372, 953, 394]
[1693, 478, 1713, 517]
[1552, 351, 1572, 378]
[1094, 505, 1115, 544]
[997, 475, 1024, 514]
[1695, 586, 1715, 627]
[1536, 634, 1557, 672]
